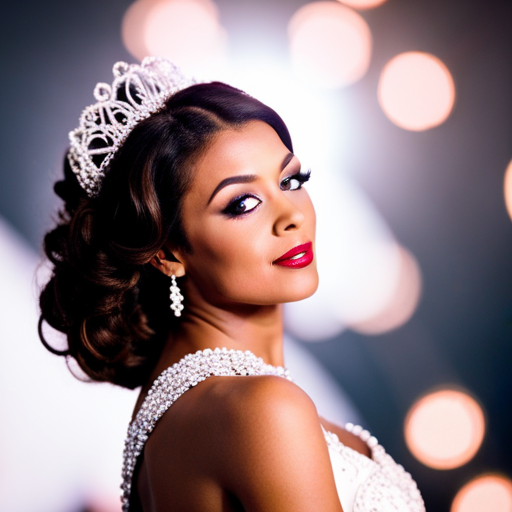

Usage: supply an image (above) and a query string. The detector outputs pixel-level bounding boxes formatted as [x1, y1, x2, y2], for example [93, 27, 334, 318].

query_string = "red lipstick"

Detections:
[273, 242, 314, 269]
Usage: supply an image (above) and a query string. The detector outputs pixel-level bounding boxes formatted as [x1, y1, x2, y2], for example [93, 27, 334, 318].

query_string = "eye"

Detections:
[280, 176, 301, 191]
[223, 195, 261, 216]
[280, 168, 311, 191]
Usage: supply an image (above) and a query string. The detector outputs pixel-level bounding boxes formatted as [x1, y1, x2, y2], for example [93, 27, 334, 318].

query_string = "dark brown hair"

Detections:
[39, 82, 293, 389]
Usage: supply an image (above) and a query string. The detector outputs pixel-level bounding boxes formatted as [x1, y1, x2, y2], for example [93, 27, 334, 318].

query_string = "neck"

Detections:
[154, 297, 285, 376]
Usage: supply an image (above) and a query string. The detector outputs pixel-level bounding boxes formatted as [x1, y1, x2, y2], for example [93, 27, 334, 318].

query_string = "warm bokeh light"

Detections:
[451, 475, 512, 512]
[288, 2, 372, 89]
[378, 52, 455, 131]
[503, 159, 512, 221]
[351, 246, 422, 335]
[405, 389, 485, 469]
[84, 492, 123, 512]
[337, 0, 388, 10]
[122, 0, 227, 75]
[144, 0, 227, 73]
[122, 0, 156, 62]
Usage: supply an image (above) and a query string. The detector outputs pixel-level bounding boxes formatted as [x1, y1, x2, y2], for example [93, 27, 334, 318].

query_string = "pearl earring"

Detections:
[170, 275, 184, 317]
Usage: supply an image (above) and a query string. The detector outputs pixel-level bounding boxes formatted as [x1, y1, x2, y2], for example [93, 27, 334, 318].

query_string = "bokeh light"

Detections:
[451, 475, 512, 512]
[503, 159, 512, 221]
[122, 0, 156, 62]
[378, 52, 455, 131]
[337, 0, 388, 10]
[122, 0, 227, 75]
[288, 1, 372, 89]
[351, 246, 422, 335]
[405, 389, 485, 469]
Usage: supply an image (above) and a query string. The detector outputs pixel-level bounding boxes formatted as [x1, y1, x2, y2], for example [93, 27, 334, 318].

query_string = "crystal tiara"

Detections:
[68, 57, 198, 197]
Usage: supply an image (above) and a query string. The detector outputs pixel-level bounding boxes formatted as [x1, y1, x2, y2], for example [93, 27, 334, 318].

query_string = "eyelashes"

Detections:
[280, 168, 311, 191]
[222, 168, 312, 217]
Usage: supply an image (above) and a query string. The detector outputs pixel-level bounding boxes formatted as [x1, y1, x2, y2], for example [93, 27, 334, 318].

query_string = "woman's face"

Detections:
[174, 120, 318, 307]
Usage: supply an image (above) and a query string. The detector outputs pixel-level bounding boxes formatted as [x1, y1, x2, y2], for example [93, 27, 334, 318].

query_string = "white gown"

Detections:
[121, 348, 425, 512]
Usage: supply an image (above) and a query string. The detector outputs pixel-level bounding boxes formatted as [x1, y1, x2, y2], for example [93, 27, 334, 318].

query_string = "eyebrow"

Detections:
[207, 152, 295, 205]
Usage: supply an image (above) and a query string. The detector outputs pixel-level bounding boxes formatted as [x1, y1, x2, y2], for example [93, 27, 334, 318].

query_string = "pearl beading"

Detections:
[120, 348, 291, 512]
[325, 423, 426, 511]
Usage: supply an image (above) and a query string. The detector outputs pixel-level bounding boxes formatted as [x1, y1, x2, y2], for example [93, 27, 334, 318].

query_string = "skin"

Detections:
[134, 120, 369, 512]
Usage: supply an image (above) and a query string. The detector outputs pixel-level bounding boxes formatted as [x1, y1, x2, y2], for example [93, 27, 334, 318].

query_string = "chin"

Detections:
[290, 277, 319, 303]
[277, 267, 319, 304]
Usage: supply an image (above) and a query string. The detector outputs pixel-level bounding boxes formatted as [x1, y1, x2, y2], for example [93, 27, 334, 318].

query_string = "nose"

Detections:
[272, 194, 305, 236]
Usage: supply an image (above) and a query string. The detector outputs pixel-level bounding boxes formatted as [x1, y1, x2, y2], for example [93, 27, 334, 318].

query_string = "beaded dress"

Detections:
[121, 348, 425, 512]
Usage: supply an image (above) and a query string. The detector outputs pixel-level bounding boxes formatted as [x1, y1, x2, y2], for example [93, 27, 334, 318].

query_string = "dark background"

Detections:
[1, 1, 511, 510]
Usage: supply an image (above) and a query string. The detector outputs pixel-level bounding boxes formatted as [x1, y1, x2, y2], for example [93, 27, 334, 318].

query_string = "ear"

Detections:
[150, 249, 186, 277]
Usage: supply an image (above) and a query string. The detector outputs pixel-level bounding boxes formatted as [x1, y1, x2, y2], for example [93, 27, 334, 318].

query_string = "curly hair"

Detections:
[38, 82, 293, 389]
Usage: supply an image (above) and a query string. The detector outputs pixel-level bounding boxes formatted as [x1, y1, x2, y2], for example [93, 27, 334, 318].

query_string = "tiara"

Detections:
[68, 57, 198, 197]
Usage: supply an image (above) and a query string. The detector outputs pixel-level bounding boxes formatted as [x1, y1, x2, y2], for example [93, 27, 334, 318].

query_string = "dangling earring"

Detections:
[170, 275, 184, 317]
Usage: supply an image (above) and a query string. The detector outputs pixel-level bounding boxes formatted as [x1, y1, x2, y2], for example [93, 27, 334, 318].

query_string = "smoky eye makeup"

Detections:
[220, 165, 311, 218]
[222, 194, 262, 217]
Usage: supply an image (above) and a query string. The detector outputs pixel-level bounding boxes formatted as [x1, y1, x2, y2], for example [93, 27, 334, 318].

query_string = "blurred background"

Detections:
[1, 0, 512, 511]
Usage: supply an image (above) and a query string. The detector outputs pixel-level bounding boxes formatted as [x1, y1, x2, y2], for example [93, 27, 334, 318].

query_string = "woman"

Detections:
[39, 57, 425, 512]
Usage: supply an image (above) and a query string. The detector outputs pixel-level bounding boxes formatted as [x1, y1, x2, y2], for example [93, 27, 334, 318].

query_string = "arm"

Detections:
[214, 376, 344, 512]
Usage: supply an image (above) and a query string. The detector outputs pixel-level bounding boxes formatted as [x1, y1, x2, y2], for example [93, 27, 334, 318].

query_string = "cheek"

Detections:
[186, 216, 273, 295]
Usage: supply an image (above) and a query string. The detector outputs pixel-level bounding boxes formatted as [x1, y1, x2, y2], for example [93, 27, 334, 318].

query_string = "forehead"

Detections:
[188, 120, 290, 196]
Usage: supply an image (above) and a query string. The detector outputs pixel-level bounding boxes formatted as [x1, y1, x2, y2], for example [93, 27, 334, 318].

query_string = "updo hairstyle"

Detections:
[39, 82, 293, 389]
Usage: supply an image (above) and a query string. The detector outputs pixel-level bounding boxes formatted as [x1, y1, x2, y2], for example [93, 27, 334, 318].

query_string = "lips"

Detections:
[273, 241, 314, 269]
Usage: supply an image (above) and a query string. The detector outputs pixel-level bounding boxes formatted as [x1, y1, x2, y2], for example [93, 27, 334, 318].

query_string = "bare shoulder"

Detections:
[189, 375, 319, 453]
[199, 376, 344, 512]
[200, 375, 325, 451]
[212, 374, 317, 424]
